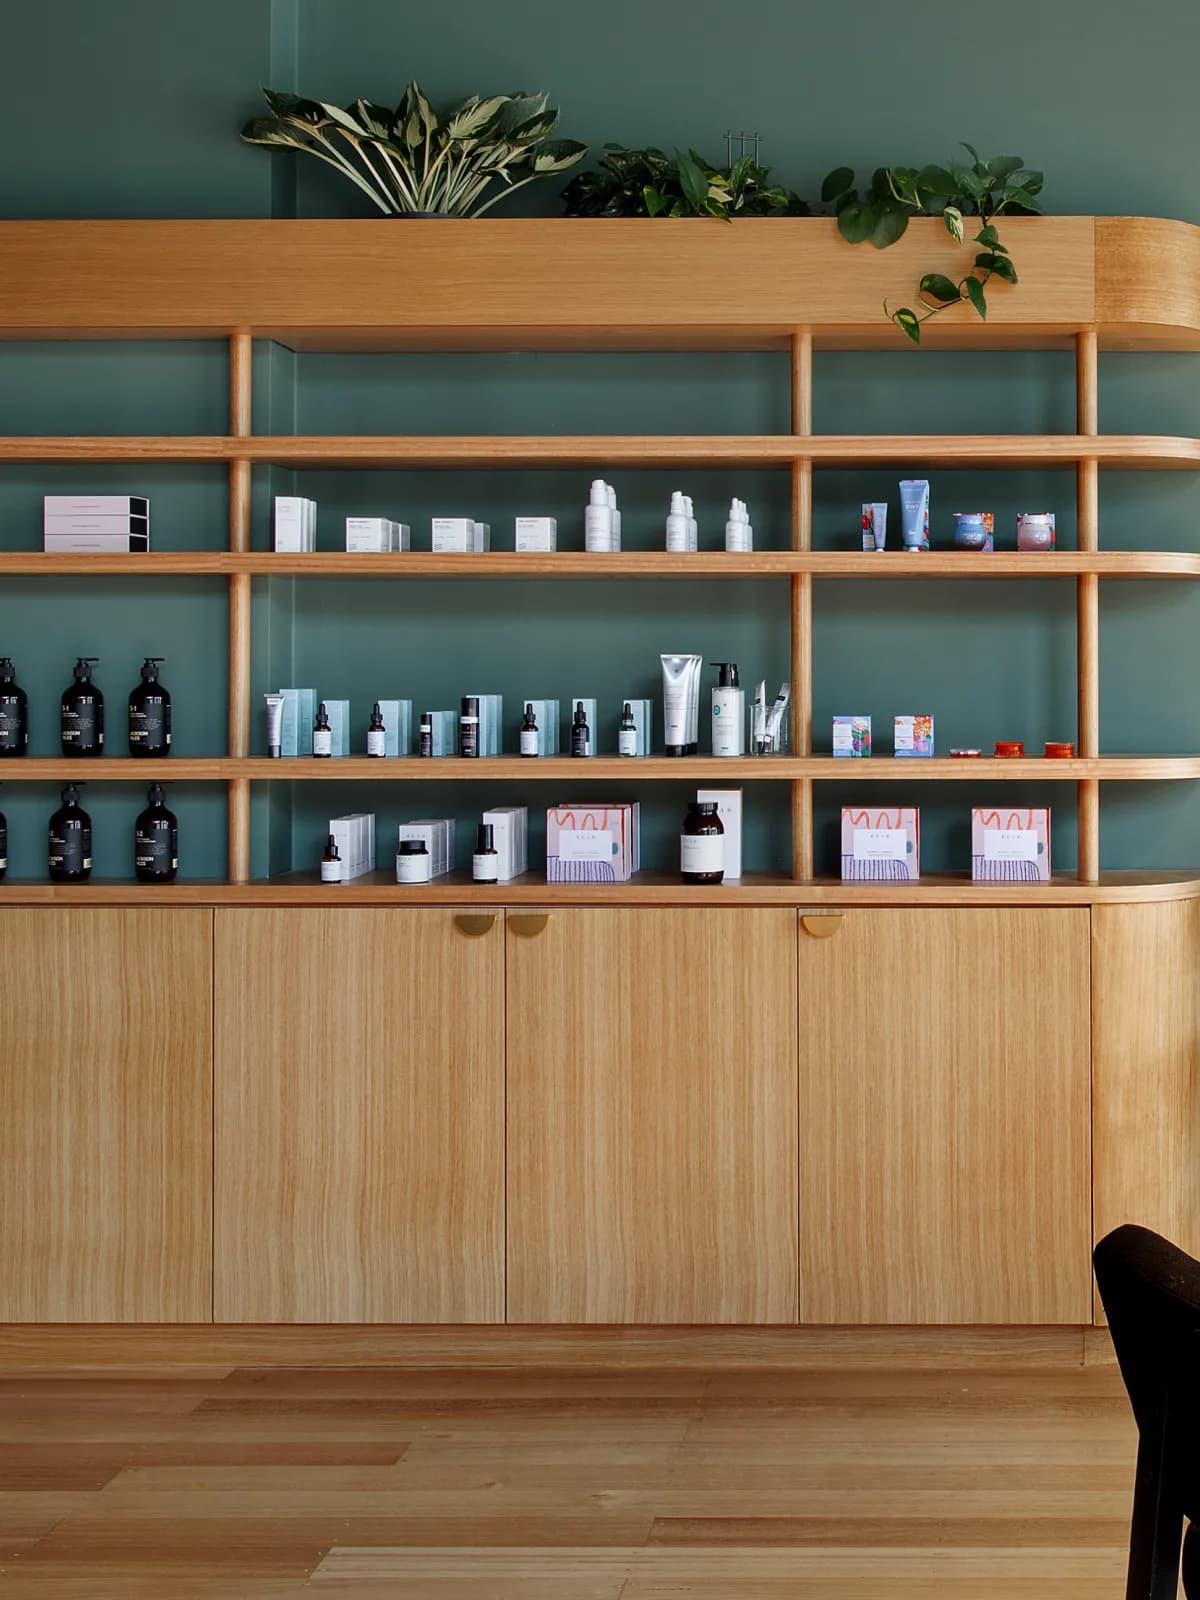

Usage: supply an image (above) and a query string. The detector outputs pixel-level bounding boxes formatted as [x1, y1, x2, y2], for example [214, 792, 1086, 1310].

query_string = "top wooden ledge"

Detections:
[0, 216, 1197, 352]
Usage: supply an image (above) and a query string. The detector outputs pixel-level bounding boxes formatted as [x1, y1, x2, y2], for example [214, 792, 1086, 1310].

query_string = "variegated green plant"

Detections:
[241, 84, 586, 216]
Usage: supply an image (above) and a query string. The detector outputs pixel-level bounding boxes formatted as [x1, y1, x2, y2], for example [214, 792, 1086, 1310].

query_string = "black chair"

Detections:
[1094, 1224, 1200, 1598]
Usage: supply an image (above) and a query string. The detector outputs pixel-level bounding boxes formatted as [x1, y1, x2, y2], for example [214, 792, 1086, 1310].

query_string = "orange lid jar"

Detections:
[1044, 741, 1076, 758]
[994, 740, 1025, 758]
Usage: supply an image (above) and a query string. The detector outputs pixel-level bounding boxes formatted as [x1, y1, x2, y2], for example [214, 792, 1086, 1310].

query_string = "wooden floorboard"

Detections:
[0, 1360, 1139, 1598]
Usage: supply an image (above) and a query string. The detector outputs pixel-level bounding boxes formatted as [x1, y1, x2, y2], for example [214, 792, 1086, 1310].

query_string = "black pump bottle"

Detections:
[61, 658, 103, 757]
[135, 783, 178, 883]
[129, 657, 171, 757]
[49, 783, 91, 882]
[0, 658, 28, 756]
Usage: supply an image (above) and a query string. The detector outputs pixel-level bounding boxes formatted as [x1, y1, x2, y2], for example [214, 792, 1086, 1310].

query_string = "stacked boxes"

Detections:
[546, 802, 640, 883]
[274, 496, 316, 552]
[345, 518, 411, 552]
[397, 819, 455, 878]
[432, 518, 490, 553]
[840, 806, 920, 882]
[44, 495, 150, 552]
[422, 710, 458, 756]
[972, 807, 1051, 882]
[482, 805, 528, 882]
[328, 813, 376, 881]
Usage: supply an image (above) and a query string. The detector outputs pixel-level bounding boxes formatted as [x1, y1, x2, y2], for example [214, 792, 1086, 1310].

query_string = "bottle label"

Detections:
[519, 729, 539, 756]
[366, 729, 386, 757]
[618, 729, 638, 756]
[130, 701, 168, 748]
[472, 854, 499, 882]
[396, 855, 431, 884]
[681, 833, 724, 874]
[320, 860, 342, 882]
[313, 730, 332, 757]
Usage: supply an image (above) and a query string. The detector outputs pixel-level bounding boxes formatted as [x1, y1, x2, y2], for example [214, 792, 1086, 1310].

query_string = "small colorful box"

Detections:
[894, 714, 934, 758]
[971, 807, 1051, 882]
[546, 802, 638, 883]
[833, 715, 872, 757]
[841, 806, 920, 881]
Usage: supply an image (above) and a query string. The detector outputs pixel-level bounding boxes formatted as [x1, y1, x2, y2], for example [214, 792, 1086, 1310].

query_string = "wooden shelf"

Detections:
[0, 759, 226, 780]
[6, 434, 1200, 469]
[0, 870, 1197, 907]
[3, 551, 1194, 579]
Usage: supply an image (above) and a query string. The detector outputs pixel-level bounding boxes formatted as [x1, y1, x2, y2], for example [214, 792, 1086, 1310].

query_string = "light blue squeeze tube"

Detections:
[899, 480, 930, 551]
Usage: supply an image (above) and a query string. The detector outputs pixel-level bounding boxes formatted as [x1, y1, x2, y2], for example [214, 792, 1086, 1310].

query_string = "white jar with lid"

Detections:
[1017, 512, 1055, 551]
[396, 840, 431, 884]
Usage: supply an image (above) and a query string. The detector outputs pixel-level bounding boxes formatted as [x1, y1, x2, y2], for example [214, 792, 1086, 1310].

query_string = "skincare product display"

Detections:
[861, 502, 888, 552]
[665, 491, 691, 553]
[0, 658, 28, 756]
[397, 819, 455, 877]
[44, 495, 150, 553]
[711, 663, 745, 757]
[482, 805, 528, 882]
[521, 699, 561, 756]
[833, 715, 872, 757]
[725, 499, 753, 552]
[49, 783, 92, 883]
[515, 516, 557, 552]
[472, 823, 500, 883]
[134, 784, 178, 883]
[328, 813, 376, 882]
[661, 654, 702, 755]
[432, 517, 490, 553]
[277, 688, 316, 757]
[274, 496, 316, 553]
[585, 480, 621, 552]
[128, 658, 171, 756]
[395, 838, 430, 884]
[345, 517, 410, 553]
[320, 834, 342, 883]
[322, 700, 350, 758]
[547, 802, 639, 883]
[618, 702, 638, 757]
[894, 714, 934, 758]
[61, 658, 104, 756]
[697, 788, 742, 880]
[752, 680, 791, 755]
[1017, 512, 1056, 550]
[570, 699, 595, 757]
[680, 800, 725, 884]
[841, 806, 920, 882]
[899, 480, 931, 551]
[972, 807, 1051, 882]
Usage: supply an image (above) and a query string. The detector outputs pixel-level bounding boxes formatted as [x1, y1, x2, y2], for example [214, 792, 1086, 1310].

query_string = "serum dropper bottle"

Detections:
[472, 822, 499, 883]
[313, 702, 332, 758]
[366, 702, 386, 758]
[520, 703, 539, 758]
[320, 834, 342, 883]
[571, 701, 591, 758]
[618, 702, 638, 757]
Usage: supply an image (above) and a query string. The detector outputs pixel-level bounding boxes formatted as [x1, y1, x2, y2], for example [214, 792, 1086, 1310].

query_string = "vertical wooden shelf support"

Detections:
[1075, 330, 1100, 883]
[790, 331, 814, 881]
[227, 332, 253, 884]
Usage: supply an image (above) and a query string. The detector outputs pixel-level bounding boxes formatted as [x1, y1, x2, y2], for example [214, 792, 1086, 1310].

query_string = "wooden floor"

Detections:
[0, 1361, 1139, 1598]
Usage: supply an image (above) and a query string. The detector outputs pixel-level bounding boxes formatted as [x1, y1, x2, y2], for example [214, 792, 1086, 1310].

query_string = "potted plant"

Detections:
[241, 83, 586, 216]
[562, 144, 809, 219]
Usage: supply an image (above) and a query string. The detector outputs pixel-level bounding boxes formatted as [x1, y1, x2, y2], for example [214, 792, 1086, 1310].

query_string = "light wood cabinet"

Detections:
[505, 908, 798, 1324]
[213, 908, 504, 1323]
[0, 908, 212, 1322]
[797, 907, 1092, 1325]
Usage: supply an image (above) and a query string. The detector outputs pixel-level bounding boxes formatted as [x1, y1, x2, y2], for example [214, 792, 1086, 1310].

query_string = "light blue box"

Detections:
[279, 688, 316, 757]
[427, 709, 457, 757]
[375, 699, 412, 758]
[625, 698, 653, 757]
[323, 699, 350, 758]
[465, 693, 504, 756]
[521, 698, 560, 756]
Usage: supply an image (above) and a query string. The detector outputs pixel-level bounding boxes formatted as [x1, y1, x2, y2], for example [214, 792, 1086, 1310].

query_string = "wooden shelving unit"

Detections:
[2, 215, 1198, 894]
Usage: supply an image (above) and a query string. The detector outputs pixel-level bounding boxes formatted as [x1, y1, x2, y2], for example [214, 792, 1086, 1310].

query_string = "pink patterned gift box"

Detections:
[841, 807, 920, 882]
[972, 807, 1051, 882]
[546, 803, 639, 883]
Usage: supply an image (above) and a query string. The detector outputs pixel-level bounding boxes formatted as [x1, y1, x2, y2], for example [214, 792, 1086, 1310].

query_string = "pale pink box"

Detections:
[546, 802, 639, 883]
[840, 806, 920, 881]
[971, 807, 1051, 882]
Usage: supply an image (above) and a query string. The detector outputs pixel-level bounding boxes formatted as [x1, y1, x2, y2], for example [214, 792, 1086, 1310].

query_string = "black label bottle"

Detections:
[418, 711, 433, 758]
[571, 701, 590, 758]
[0, 657, 28, 757]
[519, 702, 539, 758]
[0, 786, 7, 881]
[61, 658, 103, 757]
[366, 702, 386, 758]
[313, 702, 332, 758]
[49, 783, 92, 882]
[128, 657, 171, 757]
[460, 696, 480, 758]
[134, 783, 178, 883]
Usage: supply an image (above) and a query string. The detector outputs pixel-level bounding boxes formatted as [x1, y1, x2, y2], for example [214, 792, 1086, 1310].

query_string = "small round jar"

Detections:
[1044, 741, 1076, 759]
[950, 748, 982, 758]
[1017, 512, 1055, 551]
[680, 801, 725, 885]
[396, 839, 431, 884]
[994, 740, 1025, 758]
[953, 512, 990, 551]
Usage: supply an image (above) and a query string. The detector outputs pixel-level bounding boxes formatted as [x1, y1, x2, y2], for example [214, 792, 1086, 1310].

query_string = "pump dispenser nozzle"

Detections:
[74, 657, 99, 681]
[715, 662, 740, 689]
[140, 657, 164, 681]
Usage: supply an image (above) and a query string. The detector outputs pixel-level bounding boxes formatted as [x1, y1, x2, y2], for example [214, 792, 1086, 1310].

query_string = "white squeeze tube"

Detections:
[264, 693, 284, 758]
[661, 654, 702, 755]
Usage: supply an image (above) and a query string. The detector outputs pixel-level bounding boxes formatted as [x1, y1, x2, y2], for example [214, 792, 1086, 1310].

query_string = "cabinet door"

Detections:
[214, 908, 504, 1323]
[797, 908, 1091, 1325]
[506, 908, 797, 1324]
[0, 908, 212, 1322]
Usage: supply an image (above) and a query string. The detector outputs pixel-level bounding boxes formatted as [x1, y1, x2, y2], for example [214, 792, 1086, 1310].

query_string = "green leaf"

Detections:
[643, 186, 667, 216]
[916, 164, 957, 196]
[240, 117, 312, 150]
[821, 166, 855, 203]
[674, 146, 710, 213]
[976, 252, 1018, 283]
[943, 205, 964, 244]
[351, 99, 394, 138]
[530, 138, 587, 173]
[446, 95, 508, 140]
[888, 166, 919, 204]
[964, 276, 988, 319]
[975, 223, 1000, 247]
[961, 141, 981, 163]
[920, 273, 962, 304]
[892, 307, 922, 344]
[836, 202, 877, 244]
[986, 156, 1025, 181]
[834, 189, 859, 215]
[870, 206, 909, 248]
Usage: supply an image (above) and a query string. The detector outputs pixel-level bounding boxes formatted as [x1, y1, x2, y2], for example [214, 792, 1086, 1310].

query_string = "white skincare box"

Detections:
[397, 818, 455, 878]
[625, 698, 654, 757]
[44, 523, 151, 553]
[329, 812, 376, 881]
[482, 805, 528, 882]
[546, 802, 637, 883]
[515, 516, 557, 552]
[345, 517, 411, 552]
[323, 699, 350, 758]
[521, 698, 561, 756]
[274, 496, 316, 552]
[432, 517, 477, 553]
[279, 687, 317, 757]
[570, 697, 598, 757]
[374, 699, 412, 758]
[44, 494, 148, 519]
[697, 787, 743, 880]
[474, 521, 491, 553]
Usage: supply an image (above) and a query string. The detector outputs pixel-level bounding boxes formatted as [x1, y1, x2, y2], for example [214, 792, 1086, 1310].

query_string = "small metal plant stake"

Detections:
[724, 130, 763, 168]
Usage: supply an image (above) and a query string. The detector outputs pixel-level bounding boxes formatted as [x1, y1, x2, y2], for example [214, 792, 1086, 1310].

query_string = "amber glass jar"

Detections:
[1044, 741, 1076, 758]
[994, 740, 1025, 758]
[680, 801, 725, 884]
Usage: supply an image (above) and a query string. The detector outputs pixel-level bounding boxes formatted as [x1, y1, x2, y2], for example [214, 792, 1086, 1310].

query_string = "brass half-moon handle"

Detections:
[508, 913, 550, 939]
[454, 913, 497, 938]
[801, 914, 843, 940]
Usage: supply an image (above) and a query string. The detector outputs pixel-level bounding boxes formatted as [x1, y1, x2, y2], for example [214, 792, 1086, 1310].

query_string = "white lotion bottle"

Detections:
[666, 490, 690, 553]
[711, 662, 745, 756]
[725, 498, 753, 551]
[585, 479, 613, 552]
[607, 484, 621, 551]
[685, 495, 698, 551]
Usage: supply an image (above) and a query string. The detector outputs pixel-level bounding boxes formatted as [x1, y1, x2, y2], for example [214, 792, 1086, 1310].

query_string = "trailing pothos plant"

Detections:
[821, 148, 1044, 342]
[241, 84, 586, 216]
[562, 144, 809, 219]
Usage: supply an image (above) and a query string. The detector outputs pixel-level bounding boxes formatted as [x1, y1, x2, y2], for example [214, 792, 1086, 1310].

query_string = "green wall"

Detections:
[2, 0, 1198, 878]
